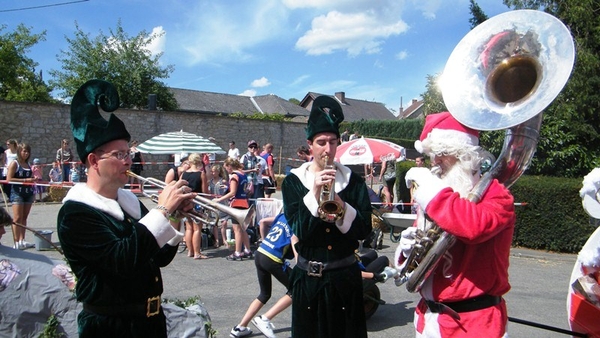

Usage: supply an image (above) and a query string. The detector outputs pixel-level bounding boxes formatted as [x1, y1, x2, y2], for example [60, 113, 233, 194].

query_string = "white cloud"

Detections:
[176, 1, 290, 64]
[147, 26, 166, 56]
[295, 10, 408, 56]
[251, 77, 271, 88]
[411, 0, 444, 19]
[239, 89, 257, 97]
[395, 50, 408, 60]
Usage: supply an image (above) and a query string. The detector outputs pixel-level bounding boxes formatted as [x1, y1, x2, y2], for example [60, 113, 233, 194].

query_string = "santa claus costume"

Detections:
[396, 112, 515, 337]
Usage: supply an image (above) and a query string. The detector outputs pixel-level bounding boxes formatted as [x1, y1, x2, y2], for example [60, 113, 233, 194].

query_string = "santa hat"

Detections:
[415, 112, 479, 154]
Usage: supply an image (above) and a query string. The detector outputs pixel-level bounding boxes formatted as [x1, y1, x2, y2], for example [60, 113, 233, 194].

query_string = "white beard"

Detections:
[439, 164, 478, 198]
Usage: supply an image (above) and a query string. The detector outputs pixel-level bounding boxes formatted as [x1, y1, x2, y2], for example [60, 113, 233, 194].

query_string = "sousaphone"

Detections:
[399, 10, 575, 293]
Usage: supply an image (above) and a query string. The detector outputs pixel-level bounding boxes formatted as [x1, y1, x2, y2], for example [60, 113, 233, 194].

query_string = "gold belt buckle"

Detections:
[146, 296, 161, 317]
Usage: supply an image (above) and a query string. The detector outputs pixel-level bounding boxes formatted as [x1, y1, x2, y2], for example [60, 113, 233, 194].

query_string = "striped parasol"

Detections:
[136, 130, 225, 154]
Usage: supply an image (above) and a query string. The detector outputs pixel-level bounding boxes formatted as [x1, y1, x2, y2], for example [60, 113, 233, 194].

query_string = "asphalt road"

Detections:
[1, 195, 581, 338]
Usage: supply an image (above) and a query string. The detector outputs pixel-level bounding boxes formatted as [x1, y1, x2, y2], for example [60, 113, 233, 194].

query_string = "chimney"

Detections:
[412, 98, 418, 106]
[335, 92, 346, 104]
[399, 96, 404, 115]
[148, 94, 157, 110]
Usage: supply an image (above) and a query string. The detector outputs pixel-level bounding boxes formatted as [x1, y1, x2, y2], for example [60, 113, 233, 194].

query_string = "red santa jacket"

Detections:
[421, 178, 515, 301]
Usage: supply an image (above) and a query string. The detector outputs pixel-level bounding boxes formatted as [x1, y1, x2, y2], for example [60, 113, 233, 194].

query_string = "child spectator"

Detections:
[49, 160, 62, 183]
[31, 158, 44, 202]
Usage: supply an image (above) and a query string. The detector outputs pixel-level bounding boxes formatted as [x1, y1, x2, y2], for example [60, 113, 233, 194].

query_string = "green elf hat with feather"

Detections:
[305, 96, 344, 140]
[70, 79, 131, 163]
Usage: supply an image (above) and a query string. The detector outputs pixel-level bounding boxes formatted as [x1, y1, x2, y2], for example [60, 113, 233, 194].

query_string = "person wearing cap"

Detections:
[57, 80, 196, 337]
[281, 96, 372, 338]
[240, 140, 259, 200]
[395, 112, 515, 337]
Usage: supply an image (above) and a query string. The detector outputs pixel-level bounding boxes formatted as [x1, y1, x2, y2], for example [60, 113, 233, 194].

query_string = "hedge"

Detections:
[392, 162, 594, 254]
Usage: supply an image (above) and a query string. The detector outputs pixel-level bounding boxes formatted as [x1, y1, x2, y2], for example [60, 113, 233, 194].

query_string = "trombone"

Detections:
[126, 170, 256, 228]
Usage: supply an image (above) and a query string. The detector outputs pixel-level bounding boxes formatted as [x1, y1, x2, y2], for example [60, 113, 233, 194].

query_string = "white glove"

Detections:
[399, 227, 418, 258]
[580, 168, 600, 198]
[405, 167, 449, 211]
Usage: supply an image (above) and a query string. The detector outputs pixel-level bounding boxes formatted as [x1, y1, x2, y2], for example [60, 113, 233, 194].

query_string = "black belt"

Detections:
[83, 296, 161, 318]
[425, 295, 502, 320]
[296, 255, 356, 277]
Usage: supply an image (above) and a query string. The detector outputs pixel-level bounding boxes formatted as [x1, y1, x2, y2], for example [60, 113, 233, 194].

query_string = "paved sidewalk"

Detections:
[1, 196, 580, 338]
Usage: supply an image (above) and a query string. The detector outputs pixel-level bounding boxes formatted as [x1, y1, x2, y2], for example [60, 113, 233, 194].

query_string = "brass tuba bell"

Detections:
[398, 9, 575, 293]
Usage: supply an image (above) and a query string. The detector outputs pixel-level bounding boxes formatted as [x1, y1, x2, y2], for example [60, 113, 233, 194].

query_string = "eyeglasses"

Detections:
[248, 145, 257, 149]
[97, 150, 131, 161]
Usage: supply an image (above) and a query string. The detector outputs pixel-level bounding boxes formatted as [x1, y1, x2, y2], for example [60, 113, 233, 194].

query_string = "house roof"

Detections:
[299, 92, 396, 122]
[169, 88, 309, 117]
[399, 99, 425, 119]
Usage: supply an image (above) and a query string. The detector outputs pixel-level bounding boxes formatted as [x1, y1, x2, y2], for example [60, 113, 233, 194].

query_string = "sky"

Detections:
[1, 0, 513, 115]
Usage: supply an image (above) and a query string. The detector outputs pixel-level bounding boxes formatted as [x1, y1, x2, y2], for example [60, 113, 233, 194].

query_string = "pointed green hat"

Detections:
[70, 79, 131, 163]
[306, 96, 344, 140]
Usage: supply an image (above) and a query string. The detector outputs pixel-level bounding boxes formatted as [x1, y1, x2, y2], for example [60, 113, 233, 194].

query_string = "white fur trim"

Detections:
[427, 128, 478, 147]
[141, 209, 182, 247]
[303, 191, 320, 218]
[63, 185, 141, 220]
[63, 184, 182, 247]
[414, 140, 424, 154]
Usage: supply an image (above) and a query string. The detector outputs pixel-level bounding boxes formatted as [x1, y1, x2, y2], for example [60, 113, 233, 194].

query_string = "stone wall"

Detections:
[0, 101, 307, 179]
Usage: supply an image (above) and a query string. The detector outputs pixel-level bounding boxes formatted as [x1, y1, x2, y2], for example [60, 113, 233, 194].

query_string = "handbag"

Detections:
[230, 198, 249, 209]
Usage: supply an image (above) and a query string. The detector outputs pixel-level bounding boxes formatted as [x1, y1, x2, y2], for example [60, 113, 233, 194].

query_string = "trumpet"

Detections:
[318, 156, 344, 223]
[126, 170, 256, 228]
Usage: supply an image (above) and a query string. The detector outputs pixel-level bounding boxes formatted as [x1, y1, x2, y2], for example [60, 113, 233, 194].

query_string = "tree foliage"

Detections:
[50, 20, 177, 110]
[0, 24, 54, 103]
[420, 73, 447, 115]
[422, 1, 600, 178]
[501, 0, 600, 177]
[469, 0, 489, 28]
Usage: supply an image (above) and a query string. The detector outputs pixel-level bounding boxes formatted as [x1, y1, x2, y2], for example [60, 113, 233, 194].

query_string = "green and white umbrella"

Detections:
[137, 130, 225, 155]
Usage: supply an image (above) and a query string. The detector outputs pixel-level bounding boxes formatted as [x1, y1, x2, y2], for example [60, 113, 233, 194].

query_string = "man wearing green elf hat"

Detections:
[282, 96, 372, 337]
[57, 80, 195, 337]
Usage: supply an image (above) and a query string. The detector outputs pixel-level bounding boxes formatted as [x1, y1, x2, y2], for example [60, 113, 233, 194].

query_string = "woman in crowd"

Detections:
[379, 155, 397, 208]
[7, 143, 37, 249]
[2, 139, 18, 198]
[215, 158, 252, 261]
[128, 140, 144, 190]
[165, 156, 190, 183]
[209, 164, 229, 248]
[182, 153, 209, 259]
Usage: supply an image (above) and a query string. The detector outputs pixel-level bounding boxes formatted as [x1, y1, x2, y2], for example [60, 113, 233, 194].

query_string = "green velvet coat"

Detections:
[282, 162, 372, 338]
[57, 185, 179, 338]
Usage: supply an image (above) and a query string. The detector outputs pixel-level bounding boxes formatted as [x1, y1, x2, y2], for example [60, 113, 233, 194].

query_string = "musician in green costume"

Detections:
[282, 96, 372, 337]
[57, 80, 195, 337]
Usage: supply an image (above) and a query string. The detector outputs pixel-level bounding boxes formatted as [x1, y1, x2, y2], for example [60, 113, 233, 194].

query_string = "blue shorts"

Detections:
[10, 191, 34, 204]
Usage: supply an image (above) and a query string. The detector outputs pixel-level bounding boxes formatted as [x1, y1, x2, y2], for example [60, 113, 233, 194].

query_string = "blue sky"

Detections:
[1, 0, 511, 115]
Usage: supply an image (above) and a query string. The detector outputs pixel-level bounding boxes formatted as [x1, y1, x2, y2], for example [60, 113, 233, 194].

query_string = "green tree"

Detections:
[288, 98, 300, 105]
[0, 24, 54, 103]
[501, 0, 600, 177]
[50, 20, 178, 110]
[420, 73, 447, 115]
[469, 0, 489, 28]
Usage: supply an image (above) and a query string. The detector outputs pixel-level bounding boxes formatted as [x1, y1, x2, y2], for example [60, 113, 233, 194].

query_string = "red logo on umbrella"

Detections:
[349, 145, 367, 156]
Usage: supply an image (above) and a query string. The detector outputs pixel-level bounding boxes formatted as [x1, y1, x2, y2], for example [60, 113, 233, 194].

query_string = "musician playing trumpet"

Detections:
[57, 80, 195, 338]
[397, 112, 515, 337]
[281, 96, 372, 338]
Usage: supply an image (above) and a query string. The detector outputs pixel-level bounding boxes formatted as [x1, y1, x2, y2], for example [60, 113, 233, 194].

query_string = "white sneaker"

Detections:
[230, 325, 252, 337]
[21, 241, 35, 249]
[252, 315, 276, 338]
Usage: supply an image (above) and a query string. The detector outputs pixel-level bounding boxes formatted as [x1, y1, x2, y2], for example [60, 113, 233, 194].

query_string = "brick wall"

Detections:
[0, 101, 307, 179]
